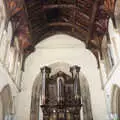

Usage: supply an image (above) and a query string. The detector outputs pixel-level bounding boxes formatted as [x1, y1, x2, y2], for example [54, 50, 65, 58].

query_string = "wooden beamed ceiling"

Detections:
[4, 0, 116, 57]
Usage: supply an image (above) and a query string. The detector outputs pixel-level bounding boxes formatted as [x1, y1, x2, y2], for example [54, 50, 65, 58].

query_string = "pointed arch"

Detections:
[111, 84, 120, 118]
[0, 85, 12, 120]
[30, 62, 93, 120]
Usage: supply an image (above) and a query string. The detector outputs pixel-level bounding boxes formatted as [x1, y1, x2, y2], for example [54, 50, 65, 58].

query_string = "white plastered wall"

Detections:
[16, 34, 108, 120]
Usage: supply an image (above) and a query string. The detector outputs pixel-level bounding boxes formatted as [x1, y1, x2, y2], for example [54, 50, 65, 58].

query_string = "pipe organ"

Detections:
[40, 66, 82, 120]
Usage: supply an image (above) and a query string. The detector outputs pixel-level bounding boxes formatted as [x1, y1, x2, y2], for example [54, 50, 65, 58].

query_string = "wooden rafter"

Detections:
[104, 0, 116, 13]
[86, 0, 100, 48]
[3, 0, 116, 57]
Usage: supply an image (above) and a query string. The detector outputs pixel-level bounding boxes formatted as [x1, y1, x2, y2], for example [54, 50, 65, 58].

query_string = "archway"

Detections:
[0, 85, 12, 120]
[111, 84, 120, 119]
[30, 62, 93, 120]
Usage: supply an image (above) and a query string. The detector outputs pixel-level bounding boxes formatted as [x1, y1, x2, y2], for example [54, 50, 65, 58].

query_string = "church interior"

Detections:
[0, 0, 120, 120]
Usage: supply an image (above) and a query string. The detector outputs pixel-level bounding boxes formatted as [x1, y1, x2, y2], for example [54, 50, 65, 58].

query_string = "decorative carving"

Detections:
[4, 0, 32, 52]
[40, 66, 82, 120]
[104, 0, 116, 14]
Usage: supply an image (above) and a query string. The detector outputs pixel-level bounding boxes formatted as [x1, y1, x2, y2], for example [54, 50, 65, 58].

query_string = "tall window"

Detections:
[0, 30, 7, 63]
[102, 36, 114, 75]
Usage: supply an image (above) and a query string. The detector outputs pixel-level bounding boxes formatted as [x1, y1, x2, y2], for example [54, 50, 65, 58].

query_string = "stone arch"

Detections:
[111, 84, 120, 118]
[0, 84, 12, 120]
[30, 73, 42, 120]
[30, 62, 93, 120]
[33, 34, 98, 67]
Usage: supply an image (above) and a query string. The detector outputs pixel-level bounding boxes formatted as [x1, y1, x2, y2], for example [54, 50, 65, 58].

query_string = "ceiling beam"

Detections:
[43, 4, 77, 9]
[48, 22, 88, 32]
[42, 4, 90, 12]
[27, 4, 90, 17]
[86, 0, 100, 48]
[31, 22, 88, 34]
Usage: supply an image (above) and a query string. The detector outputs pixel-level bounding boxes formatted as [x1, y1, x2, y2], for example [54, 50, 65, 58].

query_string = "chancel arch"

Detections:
[30, 62, 93, 120]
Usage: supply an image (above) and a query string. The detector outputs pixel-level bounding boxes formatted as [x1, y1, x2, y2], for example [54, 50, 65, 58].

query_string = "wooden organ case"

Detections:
[40, 66, 82, 120]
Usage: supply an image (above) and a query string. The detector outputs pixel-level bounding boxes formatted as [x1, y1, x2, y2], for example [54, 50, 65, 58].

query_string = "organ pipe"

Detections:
[41, 66, 51, 105]
[70, 65, 81, 100]
[57, 72, 65, 103]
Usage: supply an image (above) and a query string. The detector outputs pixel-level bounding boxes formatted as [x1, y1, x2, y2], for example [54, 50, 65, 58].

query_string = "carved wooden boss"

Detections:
[40, 65, 81, 120]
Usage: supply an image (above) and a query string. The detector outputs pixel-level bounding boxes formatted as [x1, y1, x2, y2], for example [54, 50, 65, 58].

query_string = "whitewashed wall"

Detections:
[16, 34, 108, 120]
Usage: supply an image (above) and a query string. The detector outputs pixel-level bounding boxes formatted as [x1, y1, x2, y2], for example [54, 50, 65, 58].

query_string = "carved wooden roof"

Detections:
[3, 0, 116, 57]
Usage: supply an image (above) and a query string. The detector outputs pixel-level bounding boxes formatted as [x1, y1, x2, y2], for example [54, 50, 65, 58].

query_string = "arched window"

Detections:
[111, 85, 120, 119]
[0, 4, 5, 41]
[102, 35, 114, 75]
[102, 17, 120, 76]
[8, 37, 21, 82]
[0, 85, 12, 120]
[12, 37, 22, 83]
[108, 19, 118, 65]
[0, 1, 7, 61]
[0, 30, 7, 62]
[8, 46, 16, 73]
[4, 22, 13, 69]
